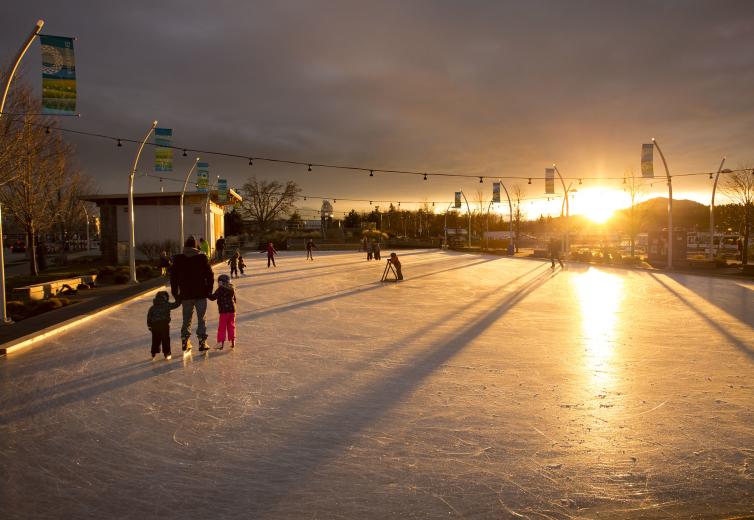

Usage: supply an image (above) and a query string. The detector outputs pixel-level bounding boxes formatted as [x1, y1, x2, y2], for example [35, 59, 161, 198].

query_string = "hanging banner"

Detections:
[545, 168, 555, 194]
[454, 192, 462, 208]
[641, 143, 654, 178]
[154, 128, 173, 171]
[196, 162, 209, 192]
[217, 178, 228, 203]
[40, 35, 77, 115]
[492, 182, 501, 203]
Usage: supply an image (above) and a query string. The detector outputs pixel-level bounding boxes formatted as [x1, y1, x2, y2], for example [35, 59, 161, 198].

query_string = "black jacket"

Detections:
[208, 285, 236, 313]
[147, 292, 181, 327]
[170, 247, 214, 300]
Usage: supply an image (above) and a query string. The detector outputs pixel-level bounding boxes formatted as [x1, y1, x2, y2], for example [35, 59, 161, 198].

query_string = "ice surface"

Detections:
[1, 250, 753, 519]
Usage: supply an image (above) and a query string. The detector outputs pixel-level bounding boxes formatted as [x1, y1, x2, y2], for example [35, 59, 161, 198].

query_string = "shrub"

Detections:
[98, 266, 116, 277]
[7, 301, 27, 320]
[621, 256, 642, 266]
[114, 273, 130, 284]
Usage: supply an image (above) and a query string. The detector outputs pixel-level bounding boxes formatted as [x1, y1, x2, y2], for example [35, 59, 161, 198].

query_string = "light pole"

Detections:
[179, 157, 200, 247]
[443, 202, 453, 247]
[651, 138, 673, 269]
[81, 201, 90, 252]
[0, 19, 45, 324]
[128, 120, 158, 284]
[709, 157, 728, 260]
[552, 165, 570, 257]
[460, 190, 471, 247]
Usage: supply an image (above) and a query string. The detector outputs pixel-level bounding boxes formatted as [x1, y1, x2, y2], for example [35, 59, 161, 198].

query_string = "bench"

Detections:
[13, 275, 97, 301]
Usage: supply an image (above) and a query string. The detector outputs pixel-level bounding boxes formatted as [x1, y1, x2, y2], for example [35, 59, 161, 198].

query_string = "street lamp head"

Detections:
[721, 169, 733, 173]
[152, 120, 158, 126]
[651, 137, 656, 142]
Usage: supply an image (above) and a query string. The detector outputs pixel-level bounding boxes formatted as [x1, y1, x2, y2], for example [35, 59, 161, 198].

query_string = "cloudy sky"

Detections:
[2, 1, 754, 218]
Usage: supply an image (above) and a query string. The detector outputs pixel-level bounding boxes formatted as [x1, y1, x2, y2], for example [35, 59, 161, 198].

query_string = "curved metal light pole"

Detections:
[709, 157, 727, 260]
[128, 120, 158, 284]
[443, 202, 453, 247]
[651, 138, 673, 269]
[0, 19, 44, 324]
[460, 190, 472, 247]
[179, 157, 200, 247]
[552, 165, 570, 256]
[498, 179, 514, 253]
[81, 202, 90, 252]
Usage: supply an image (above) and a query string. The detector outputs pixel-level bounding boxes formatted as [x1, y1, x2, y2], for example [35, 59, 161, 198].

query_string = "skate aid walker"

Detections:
[381, 259, 399, 282]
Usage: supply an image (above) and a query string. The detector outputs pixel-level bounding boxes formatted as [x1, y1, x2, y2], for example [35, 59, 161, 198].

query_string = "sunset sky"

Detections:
[2, 1, 754, 221]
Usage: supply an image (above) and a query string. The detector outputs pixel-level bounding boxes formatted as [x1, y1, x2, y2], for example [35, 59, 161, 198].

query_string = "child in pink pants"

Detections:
[208, 274, 237, 349]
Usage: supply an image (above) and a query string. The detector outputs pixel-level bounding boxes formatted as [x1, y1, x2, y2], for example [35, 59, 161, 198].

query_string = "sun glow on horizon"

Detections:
[572, 188, 630, 224]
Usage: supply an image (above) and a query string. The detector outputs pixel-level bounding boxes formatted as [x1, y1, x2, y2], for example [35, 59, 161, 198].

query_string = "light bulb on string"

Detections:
[578, 178, 582, 185]
[423, 173, 427, 181]
[45, 126, 50, 134]
[528, 178, 531, 185]
[479, 177, 483, 183]
[308, 164, 312, 172]
[369, 170, 374, 177]
[117, 139, 122, 147]
[709, 172, 713, 179]
[182, 149, 187, 157]
[249, 158, 253, 166]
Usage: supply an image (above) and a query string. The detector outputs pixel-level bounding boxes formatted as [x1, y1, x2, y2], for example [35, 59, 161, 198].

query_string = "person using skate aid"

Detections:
[381, 252, 404, 282]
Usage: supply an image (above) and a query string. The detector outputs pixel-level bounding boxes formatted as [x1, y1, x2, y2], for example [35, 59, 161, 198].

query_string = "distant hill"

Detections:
[614, 197, 709, 231]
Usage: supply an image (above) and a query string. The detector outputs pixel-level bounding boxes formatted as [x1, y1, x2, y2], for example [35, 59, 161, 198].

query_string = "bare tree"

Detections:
[722, 166, 754, 265]
[0, 118, 72, 275]
[237, 177, 301, 232]
[621, 168, 646, 257]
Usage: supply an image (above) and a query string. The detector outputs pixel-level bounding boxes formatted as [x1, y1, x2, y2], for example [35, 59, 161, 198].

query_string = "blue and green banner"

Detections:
[492, 182, 501, 203]
[196, 162, 209, 192]
[217, 178, 228, 203]
[545, 168, 555, 194]
[154, 128, 173, 171]
[641, 143, 654, 178]
[454, 192, 462, 208]
[40, 35, 76, 115]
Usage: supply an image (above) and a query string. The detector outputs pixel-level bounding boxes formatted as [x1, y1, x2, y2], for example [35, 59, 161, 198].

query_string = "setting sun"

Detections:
[573, 188, 629, 224]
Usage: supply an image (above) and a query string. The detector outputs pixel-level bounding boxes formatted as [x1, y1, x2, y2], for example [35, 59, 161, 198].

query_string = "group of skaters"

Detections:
[361, 236, 382, 261]
[147, 236, 238, 360]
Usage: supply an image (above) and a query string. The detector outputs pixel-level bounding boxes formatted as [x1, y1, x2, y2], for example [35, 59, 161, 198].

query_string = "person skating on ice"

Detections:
[306, 239, 317, 260]
[389, 252, 404, 280]
[372, 240, 381, 261]
[227, 250, 240, 278]
[238, 254, 246, 275]
[170, 236, 215, 352]
[208, 274, 237, 350]
[146, 291, 182, 360]
[366, 239, 373, 261]
[549, 236, 564, 269]
[265, 241, 278, 268]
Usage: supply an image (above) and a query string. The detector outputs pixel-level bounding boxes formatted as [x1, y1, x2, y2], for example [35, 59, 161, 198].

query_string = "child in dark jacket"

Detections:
[227, 251, 239, 278]
[208, 274, 237, 349]
[147, 291, 182, 359]
[238, 255, 246, 275]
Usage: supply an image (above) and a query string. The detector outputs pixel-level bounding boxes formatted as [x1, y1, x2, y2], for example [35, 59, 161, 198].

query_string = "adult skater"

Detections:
[266, 241, 278, 268]
[215, 235, 225, 260]
[549, 236, 564, 269]
[170, 236, 215, 352]
[366, 239, 373, 261]
[372, 240, 381, 261]
[306, 239, 317, 261]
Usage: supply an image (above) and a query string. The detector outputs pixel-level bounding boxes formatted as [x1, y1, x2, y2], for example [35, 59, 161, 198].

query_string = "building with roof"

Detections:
[82, 190, 241, 263]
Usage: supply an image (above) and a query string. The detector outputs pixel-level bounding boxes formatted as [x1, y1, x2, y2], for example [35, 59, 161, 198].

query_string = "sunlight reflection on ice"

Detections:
[574, 268, 624, 390]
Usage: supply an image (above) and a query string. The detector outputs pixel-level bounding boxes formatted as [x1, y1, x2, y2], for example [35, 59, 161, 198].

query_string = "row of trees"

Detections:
[0, 76, 94, 275]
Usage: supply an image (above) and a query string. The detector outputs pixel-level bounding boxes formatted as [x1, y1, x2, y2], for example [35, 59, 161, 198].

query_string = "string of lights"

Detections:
[13, 118, 750, 184]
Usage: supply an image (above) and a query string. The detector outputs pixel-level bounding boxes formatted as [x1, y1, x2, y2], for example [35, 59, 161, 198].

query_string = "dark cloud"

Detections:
[2, 0, 754, 213]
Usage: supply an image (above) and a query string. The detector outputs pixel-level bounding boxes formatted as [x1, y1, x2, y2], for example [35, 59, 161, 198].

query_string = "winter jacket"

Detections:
[228, 253, 239, 268]
[147, 292, 181, 327]
[170, 247, 214, 300]
[208, 285, 236, 313]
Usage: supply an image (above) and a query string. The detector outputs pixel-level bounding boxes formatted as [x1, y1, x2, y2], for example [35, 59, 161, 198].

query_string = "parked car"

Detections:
[10, 240, 26, 253]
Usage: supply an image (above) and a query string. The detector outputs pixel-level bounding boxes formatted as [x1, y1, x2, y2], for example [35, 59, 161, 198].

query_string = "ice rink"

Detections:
[1, 250, 753, 519]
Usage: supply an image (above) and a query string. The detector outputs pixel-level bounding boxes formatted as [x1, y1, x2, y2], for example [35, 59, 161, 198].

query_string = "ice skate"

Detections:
[165, 354, 172, 360]
[198, 337, 210, 352]
[182, 338, 192, 352]
[216, 341, 224, 351]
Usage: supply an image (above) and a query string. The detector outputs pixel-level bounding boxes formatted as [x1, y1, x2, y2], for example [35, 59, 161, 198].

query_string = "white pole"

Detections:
[498, 180, 514, 253]
[82, 202, 90, 252]
[553, 165, 570, 257]
[443, 202, 452, 247]
[180, 157, 200, 247]
[0, 20, 44, 121]
[460, 191, 471, 247]
[128, 121, 158, 284]
[652, 139, 673, 269]
[709, 157, 727, 260]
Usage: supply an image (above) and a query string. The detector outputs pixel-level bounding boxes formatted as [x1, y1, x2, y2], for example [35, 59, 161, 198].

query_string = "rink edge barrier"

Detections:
[0, 258, 229, 357]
